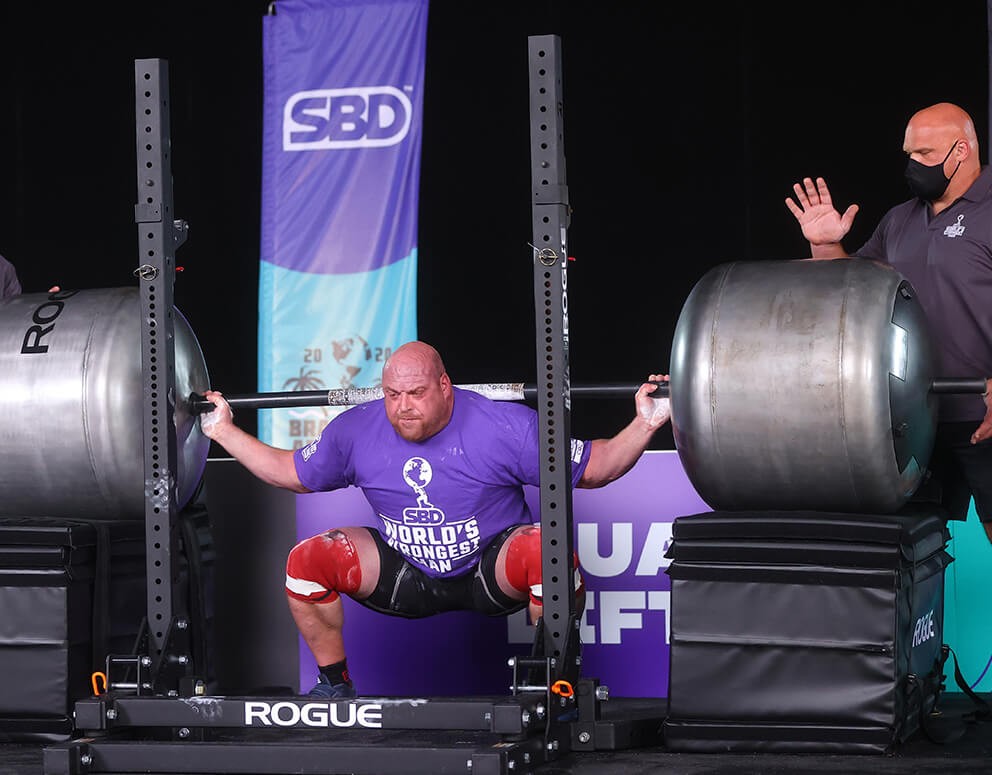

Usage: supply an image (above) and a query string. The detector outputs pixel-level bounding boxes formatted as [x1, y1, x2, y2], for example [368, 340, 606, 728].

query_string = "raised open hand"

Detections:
[785, 177, 859, 247]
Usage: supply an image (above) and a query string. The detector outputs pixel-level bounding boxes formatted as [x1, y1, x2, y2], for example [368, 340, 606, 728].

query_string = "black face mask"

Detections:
[904, 140, 960, 201]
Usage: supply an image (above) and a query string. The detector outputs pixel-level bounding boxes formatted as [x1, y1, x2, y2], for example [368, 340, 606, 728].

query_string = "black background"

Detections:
[1, 1, 988, 450]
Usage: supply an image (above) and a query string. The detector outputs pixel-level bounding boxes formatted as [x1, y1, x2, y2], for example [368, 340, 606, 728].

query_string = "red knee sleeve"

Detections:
[504, 526, 583, 606]
[285, 529, 363, 603]
[504, 526, 542, 597]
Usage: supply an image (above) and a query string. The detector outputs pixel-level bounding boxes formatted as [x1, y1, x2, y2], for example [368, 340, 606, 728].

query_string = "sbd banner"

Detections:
[260, 0, 427, 448]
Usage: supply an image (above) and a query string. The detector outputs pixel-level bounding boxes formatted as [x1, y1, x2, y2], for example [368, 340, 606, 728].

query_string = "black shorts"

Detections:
[918, 422, 992, 523]
[356, 525, 529, 619]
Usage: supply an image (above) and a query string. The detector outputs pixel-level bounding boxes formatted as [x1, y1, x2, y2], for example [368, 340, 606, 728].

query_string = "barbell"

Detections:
[187, 377, 987, 414]
[188, 382, 667, 413]
[0, 259, 986, 521]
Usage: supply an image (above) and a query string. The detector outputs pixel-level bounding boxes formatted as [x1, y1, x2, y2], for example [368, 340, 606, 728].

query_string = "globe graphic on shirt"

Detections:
[402, 457, 433, 490]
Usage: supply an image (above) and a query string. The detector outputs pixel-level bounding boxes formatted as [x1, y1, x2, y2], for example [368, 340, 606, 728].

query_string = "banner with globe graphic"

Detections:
[258, 0, 426, 448]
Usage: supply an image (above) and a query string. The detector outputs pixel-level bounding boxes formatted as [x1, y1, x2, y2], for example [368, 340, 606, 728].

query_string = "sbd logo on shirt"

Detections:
[283, 86, 412, 151]
[401, 457, 443, 525]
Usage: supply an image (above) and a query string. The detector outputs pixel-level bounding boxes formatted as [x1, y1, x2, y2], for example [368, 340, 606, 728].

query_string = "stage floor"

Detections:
[2, 693, 990, 775]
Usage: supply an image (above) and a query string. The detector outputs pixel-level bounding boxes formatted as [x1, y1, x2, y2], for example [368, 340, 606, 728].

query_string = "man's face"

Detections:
[382, 362, 453, 442]
[903, 122, 958, 168]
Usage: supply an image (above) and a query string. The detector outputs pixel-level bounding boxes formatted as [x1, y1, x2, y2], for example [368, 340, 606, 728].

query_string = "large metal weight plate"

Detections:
[0, 287, 210, 519]
[669, 259, 937, 513]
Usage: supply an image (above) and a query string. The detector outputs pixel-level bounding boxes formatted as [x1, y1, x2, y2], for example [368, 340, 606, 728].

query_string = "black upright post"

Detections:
[133, 59, 190, 695]
[528, 35, 580, 696]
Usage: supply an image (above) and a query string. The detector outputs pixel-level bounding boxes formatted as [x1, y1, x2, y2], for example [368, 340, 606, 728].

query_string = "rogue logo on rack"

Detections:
[912, 608, 936, 648]
[283, 87, 412, 150]
[245, 700, 383, 728]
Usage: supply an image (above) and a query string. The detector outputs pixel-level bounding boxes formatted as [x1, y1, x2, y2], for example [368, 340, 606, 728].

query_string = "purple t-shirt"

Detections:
[856, 166, 992, 422]
[293, 387, 592, 578]
[0, 255, 21, 300]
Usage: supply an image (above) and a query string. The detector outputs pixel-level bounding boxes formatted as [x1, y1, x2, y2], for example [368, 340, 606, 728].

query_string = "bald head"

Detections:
[903, 102, 981, 208]
[381, 341, 453, 441]
[907, 103, 978, 144]
[384, 341, 445, 379]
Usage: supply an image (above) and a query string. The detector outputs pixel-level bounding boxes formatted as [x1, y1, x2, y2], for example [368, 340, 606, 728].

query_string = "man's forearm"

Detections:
[579, 418, 656, 488]
[210, 424, 307, 492]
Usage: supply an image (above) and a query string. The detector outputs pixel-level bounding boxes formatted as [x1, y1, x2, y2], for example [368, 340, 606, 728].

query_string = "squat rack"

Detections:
[43, 36, 665, 775]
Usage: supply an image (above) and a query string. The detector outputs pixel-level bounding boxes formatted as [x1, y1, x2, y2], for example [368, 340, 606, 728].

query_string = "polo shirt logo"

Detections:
[943, 214, 966, 238]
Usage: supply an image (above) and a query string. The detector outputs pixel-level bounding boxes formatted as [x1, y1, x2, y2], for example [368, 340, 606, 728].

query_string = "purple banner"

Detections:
[261, 0, 426, 275]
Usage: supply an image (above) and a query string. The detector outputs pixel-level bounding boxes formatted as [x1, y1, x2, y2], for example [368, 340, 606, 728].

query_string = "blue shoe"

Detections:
[307, 674, 357, 699]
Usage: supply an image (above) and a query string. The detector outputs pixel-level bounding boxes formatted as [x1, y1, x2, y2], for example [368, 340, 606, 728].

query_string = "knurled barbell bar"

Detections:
[189, 382, 663, 413]
[188, 377, 985, 414]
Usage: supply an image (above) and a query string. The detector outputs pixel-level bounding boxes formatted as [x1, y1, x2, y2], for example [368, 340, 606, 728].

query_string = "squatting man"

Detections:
[200, 340, 671, 698]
